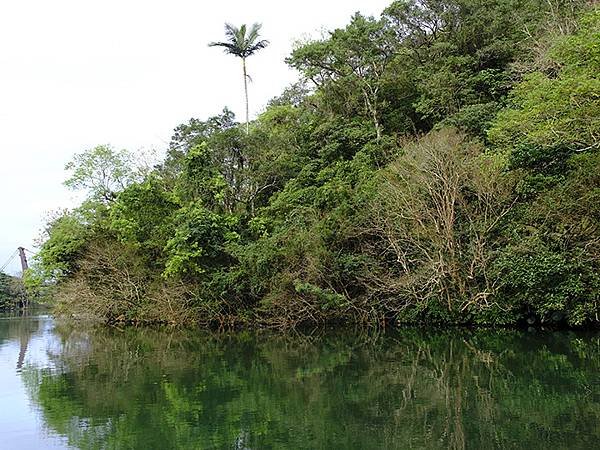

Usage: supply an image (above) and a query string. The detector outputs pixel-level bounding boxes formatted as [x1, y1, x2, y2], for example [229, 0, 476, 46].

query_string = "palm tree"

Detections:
[209, 23, 269, 133]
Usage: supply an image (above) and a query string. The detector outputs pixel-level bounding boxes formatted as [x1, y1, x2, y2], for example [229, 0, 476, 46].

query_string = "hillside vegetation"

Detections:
[0, 272, 27, 309]
[32, 0, 600, 328]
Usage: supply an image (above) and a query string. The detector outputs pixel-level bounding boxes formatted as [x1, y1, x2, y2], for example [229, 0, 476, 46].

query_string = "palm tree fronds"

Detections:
[208, 41, 244, 57]
[246, 23, 262, 45]
[209, 22, 270, 58]
[248, 39, 269, 54]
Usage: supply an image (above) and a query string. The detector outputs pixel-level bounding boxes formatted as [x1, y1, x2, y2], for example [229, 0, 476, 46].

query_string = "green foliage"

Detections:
[162, 108, 237, 177]
[22, 267, 47, 301]
[492, 152, 600, 325]
[380, 0, 573, 135]
[37, 1, 600, 328]
[492, 243, 597, 325]
[481, 9, 600, 326]
[64, 145, 141, 202]
[0, 272, 28, 309]
[0, 273, 18, 308]
[110, 177, 178, 257]
[489, 9, 600, 163]
[36, 208, 95, 280]
[163, 204, 239, 279]
[294, 281, 347, 311]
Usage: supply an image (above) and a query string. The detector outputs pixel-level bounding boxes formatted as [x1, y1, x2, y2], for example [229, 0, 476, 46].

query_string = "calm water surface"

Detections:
[0, 312, 599, 449]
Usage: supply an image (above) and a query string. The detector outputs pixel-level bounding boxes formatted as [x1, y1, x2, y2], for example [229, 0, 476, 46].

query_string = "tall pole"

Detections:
[17, 247, 28, 274]
[17, 247, 30, 309]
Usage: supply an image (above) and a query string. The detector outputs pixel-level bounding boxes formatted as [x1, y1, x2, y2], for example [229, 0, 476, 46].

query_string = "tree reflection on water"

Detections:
[16, 320, 600, 449]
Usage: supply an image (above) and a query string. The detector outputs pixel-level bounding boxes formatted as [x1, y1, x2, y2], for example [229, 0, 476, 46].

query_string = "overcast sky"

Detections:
[0, 0, 392, 274]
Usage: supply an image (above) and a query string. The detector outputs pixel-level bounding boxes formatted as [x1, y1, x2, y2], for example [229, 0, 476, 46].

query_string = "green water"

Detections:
[0, 313, 599, 449]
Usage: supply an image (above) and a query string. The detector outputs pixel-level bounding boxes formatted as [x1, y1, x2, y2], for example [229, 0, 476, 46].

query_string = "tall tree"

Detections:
[209, 23, 269, 133]
[288, 14, 394, 140]
[64, 145, 141, 203]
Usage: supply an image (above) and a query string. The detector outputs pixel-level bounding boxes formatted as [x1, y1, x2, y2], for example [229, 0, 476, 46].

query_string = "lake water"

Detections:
[0, 312, 599, 449]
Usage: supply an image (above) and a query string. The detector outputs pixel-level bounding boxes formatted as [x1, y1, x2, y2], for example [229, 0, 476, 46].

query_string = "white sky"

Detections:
[0, 0, 391, 275]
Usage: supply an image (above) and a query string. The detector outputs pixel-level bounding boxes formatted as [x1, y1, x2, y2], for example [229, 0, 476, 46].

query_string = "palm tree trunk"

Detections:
[242, 57, 249, 134]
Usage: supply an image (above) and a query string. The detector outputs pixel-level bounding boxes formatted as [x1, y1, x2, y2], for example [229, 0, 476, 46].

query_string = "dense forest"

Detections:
[30, 0, 600, 328]
[0, 272, 26, 309]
